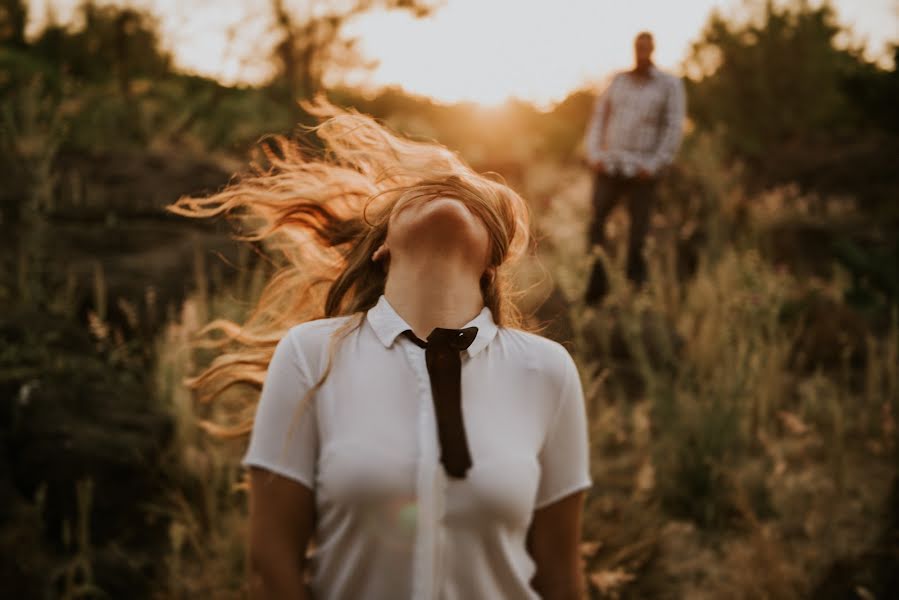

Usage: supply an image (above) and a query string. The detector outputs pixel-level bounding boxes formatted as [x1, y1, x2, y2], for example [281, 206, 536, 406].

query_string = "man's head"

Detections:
[634, 31, 655, 72]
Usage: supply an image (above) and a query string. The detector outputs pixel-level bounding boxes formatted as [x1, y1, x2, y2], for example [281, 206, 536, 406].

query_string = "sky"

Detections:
[25, 0, 899, 107]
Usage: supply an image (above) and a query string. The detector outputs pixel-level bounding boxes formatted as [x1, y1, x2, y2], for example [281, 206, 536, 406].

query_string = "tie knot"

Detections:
[403, 327, 478, 352]
[430, 327, 479, 352]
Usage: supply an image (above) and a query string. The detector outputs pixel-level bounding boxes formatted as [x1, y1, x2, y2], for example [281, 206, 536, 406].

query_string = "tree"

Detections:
[684, 0, 899, 209]
[29, 1, 171, 88]
[0, 0, 27, 48]
[685, 1, 859, 160]
[268, 0, 439, 114]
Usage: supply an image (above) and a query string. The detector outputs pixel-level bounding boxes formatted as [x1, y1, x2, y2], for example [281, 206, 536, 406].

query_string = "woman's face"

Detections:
[383, 195, 491, 274]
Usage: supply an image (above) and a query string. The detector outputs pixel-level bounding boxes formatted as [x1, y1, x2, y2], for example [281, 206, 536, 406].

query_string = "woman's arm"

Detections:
[527, 490, 588, 600]
[247, 468, 316, 600]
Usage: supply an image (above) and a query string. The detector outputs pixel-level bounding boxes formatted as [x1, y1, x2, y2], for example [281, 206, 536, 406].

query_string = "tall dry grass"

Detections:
[529, 136, 897, 598]
[152, 245, 270, 599]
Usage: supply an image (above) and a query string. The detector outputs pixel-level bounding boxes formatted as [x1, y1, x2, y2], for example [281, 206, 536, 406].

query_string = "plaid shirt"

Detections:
[585, 66, 686, 177]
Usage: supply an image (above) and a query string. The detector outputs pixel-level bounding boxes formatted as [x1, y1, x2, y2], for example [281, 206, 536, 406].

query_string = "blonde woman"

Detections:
[170, 103, 592, 599]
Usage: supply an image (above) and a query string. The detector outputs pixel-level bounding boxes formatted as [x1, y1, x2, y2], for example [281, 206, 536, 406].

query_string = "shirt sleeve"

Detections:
[645, 75, 687, 174]
[534, 352, 592, 509]
[585, 78, 615, 165]
[242, 329, 319, 489]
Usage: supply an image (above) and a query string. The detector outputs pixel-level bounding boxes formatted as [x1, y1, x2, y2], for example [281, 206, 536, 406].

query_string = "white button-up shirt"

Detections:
[585, 66, 687, 177]
[243, 295, 592, 599]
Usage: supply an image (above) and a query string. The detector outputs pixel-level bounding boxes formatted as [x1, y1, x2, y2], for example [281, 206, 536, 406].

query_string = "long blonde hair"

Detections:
[167, 100, 531, 435]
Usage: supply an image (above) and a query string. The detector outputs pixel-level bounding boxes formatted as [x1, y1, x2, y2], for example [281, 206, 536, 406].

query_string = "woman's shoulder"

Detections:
[287, 314, 356, 337]
[494, 327, 577, 379]
[281, 315, 360, 363]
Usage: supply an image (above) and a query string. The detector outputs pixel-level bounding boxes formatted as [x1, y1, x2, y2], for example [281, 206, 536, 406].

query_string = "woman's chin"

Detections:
[389, 205, 488, 265]
[416, 197, 476, 224]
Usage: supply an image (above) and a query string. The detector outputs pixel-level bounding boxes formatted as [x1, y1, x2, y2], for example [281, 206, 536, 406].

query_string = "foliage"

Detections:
[1, 75, 67, 216]
[153, 250, 272, 599]
[0, 0, 27, 49]
[28, 2, 170, 84]
[685, 0, 899, 212]
[687, 2, 859, 154]
[0, 295, 170, 598]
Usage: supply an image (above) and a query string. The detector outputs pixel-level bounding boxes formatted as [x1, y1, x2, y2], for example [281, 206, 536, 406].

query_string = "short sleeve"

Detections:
[242, 329, 318, 489]
[534, 353, 592, 509]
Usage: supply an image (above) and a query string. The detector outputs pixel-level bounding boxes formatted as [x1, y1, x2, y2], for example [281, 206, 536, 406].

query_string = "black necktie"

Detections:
[402, 326, 478, 479]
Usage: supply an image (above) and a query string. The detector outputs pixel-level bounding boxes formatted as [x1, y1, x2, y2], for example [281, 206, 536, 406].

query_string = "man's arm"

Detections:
[585, 78, 615, 167]
[644, 75, 686, 174]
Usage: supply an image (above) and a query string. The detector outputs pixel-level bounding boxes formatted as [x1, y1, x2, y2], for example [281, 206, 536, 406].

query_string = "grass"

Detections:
[151, 246, 270, 599]
[526, 144, 897, 597]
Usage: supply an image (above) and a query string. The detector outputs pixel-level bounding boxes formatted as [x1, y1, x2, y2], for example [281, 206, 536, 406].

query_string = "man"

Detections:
[584, 31, 686, 304]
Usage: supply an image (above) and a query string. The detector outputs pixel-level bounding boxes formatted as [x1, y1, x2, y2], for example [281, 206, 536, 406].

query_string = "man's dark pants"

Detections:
[585, 171, 657, 304]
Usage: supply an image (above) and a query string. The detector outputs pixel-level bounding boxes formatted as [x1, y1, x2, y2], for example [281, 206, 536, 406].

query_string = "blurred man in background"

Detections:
[584, 31, 686, 304]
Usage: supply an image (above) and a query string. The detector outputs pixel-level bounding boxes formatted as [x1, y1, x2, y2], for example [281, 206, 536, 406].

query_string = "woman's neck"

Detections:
[383, 256, 484, 340]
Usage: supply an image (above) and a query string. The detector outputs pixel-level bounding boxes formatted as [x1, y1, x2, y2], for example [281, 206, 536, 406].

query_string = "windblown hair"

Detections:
[167, 101, 531, 436]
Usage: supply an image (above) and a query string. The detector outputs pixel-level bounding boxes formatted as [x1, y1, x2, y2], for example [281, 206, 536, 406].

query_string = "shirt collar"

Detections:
[366, 294, 499, 357]
[630, 64, 659, 79]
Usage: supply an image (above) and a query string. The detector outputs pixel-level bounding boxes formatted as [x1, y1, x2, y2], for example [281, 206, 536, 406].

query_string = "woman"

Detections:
[170, 102, 592, 599]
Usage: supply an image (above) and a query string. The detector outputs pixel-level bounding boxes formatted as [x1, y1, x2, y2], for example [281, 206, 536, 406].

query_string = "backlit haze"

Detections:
[26, 0, 899, 107]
